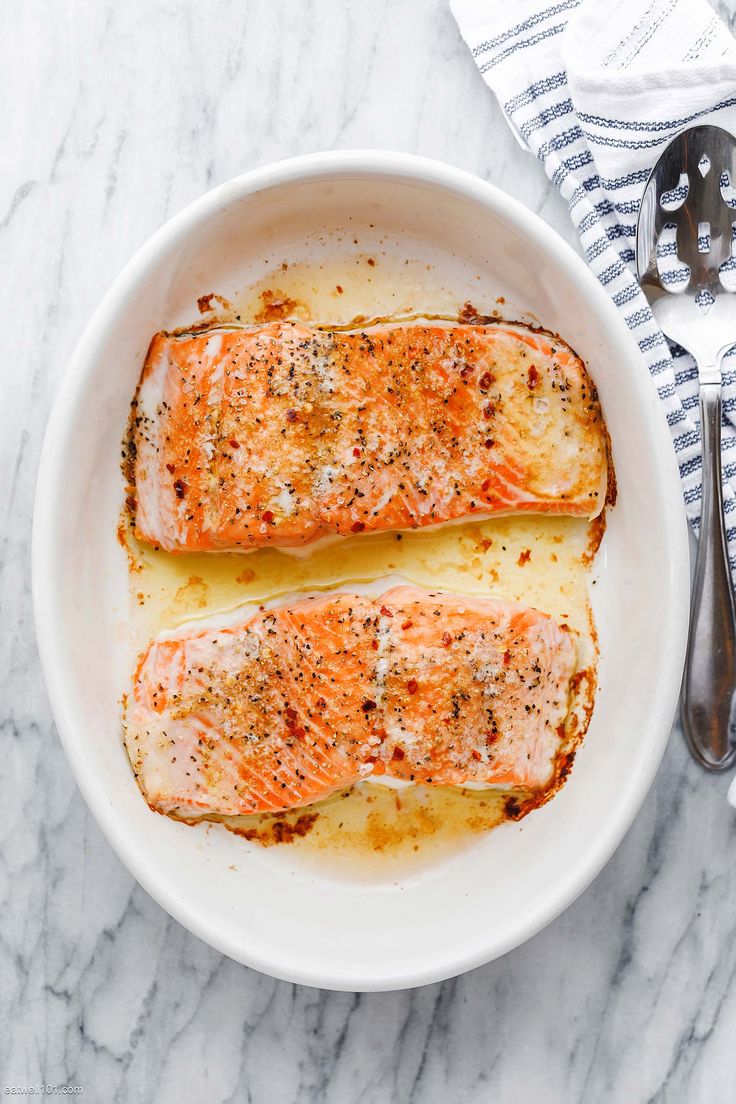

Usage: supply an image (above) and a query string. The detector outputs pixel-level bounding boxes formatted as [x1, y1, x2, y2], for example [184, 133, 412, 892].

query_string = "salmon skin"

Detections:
[131, 321, 608, 553]
[125, 585, 578, 818]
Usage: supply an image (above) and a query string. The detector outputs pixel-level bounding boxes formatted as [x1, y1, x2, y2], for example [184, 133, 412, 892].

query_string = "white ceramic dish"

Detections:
[33, 151, 690, 992]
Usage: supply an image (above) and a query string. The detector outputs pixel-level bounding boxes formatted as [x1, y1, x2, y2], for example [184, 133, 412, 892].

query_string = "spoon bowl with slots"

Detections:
[636, 124, 736, 770]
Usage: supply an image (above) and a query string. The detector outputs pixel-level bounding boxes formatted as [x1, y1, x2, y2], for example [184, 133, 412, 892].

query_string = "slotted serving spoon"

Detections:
[637, 124, 736, 770]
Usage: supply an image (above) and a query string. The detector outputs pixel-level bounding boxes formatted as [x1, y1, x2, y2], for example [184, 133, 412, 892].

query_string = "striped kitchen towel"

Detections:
[451, 0, 736, 568]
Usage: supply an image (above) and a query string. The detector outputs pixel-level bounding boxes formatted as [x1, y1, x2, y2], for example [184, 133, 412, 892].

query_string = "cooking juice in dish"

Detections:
[121, 251, 603, 876]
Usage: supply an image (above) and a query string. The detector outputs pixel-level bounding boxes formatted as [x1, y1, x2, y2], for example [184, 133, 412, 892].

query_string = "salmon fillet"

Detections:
[125, 585, 578, 818]
[131, 321, 608, 552]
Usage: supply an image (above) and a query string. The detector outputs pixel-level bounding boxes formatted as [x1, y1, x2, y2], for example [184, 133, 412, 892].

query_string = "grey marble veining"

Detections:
[3, 1, 736, 1100]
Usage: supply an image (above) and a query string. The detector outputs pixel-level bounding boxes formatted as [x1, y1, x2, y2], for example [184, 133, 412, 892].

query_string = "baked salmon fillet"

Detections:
[125, 585, 579, 818]
[131, 321, 608, 552]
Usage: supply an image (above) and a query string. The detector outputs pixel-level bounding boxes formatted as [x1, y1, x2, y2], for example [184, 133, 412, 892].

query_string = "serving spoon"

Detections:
[636, 124, 736, 770]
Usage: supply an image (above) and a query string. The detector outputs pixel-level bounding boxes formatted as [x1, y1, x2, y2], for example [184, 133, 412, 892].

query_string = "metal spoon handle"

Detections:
[682, 378, 736, 769]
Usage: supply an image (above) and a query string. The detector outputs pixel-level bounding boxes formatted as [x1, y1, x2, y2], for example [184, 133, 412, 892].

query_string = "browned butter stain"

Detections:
[232, 811, 319, 845]
[197, 292, 234, 315]
[173, 575, 209, 609]
[583, 508, 607, 563]
[253, 288, 305, 323]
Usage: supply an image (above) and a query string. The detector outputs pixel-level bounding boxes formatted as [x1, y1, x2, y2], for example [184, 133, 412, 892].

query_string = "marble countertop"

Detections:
[3, 1, 736, 1100]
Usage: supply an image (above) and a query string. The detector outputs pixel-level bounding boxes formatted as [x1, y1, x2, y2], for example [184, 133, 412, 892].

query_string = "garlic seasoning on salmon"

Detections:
[125, 586, 580, 819]
[131, 321, 609, 553]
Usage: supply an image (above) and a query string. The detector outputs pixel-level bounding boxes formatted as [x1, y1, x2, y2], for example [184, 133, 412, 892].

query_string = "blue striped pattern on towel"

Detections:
[451, 0, 736, 570]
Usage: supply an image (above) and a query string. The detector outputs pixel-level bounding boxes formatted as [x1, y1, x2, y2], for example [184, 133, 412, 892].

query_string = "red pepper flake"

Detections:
[286, 409, 298, 423]
[401, 619, 413, 630]
[478, 371, 495, 391]
[485, 730, 500, 746]
[481, 479, 491, 493]
[352, 447, 361, 457]
[351, 520, 365, 533]
[292, 727, 305, 739]
[442, 631, 452, 647]
[229, 439, 240, 449]
[503, 649, 511, 666]
[285, 706, 298, 721]
[528, 364, 539, 389]
[336, 285, 344, 294]
[471, 749, 482, 761]
[391, 746, 405, 761]
[518, 548, 531, 565]
[406, 678, 418, 695]
[165, 463, 175, 473]
[380, 605, 393, 617]
[173, 479, 187, 499]
[316, 697, 327, 710]
[125, 495, 137, 512]
[367, 257, 376, 267]
[371, 639, 379, 651]
[362, 699, 377, 713]
[483, 402, 494, 419]
[459, 365, 473, 380]
[484, 439, 494, 449]
[262, 510, 275, 523]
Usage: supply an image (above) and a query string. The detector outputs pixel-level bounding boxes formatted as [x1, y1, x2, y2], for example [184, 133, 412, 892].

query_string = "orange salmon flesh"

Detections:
[125, 586, 579, 817]
[131, 321, 608, 552]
